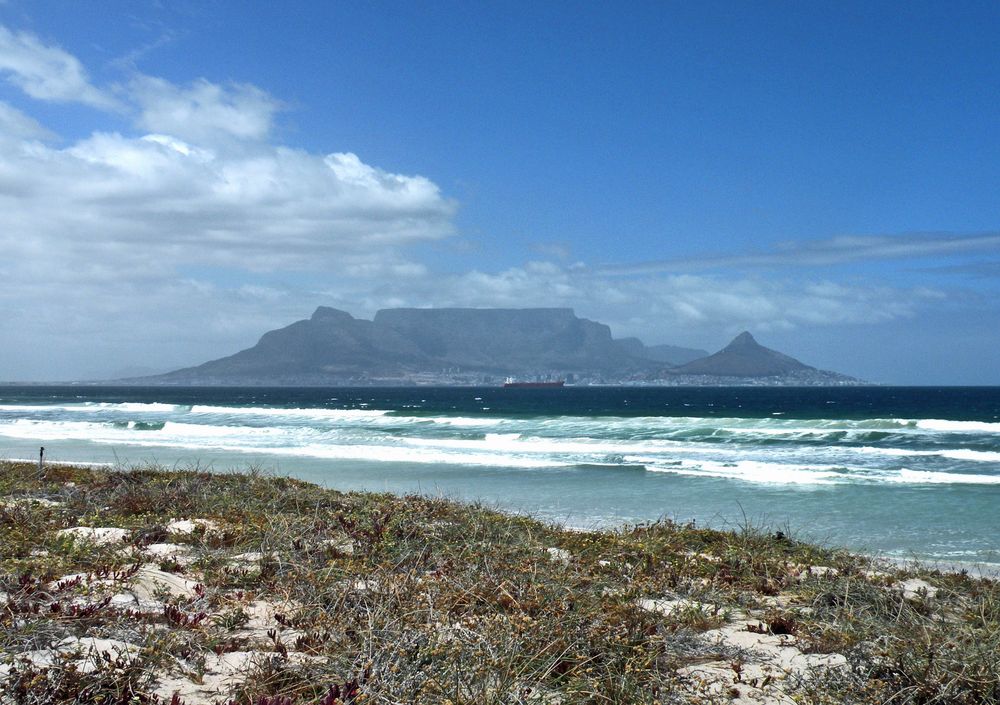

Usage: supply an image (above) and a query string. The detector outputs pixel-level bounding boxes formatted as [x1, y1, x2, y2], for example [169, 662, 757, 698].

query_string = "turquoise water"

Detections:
[1, 386, 998, 566]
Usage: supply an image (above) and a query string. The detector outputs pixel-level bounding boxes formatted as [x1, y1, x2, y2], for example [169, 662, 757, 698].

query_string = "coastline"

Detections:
[10, 454, 1000, 578]
[12, 451, 1000, 578]
[3, 460, 999, 704]
[882, 556, 1000, 580]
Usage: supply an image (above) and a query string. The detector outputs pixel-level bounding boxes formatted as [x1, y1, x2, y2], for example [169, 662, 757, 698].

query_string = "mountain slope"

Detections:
[612, 338, 709, 366]
[131, 311, 863, 386]
[146, 307, 660, 384]
[151, 307, 418, 384]
[673, 331, 811, 377]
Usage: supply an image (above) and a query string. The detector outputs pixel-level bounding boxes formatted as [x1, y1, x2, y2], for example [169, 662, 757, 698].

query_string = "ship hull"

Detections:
[502, 380, 565, 388]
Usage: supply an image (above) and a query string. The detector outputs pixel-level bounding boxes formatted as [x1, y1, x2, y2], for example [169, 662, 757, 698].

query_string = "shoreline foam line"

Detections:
[4, 457, 115, 467]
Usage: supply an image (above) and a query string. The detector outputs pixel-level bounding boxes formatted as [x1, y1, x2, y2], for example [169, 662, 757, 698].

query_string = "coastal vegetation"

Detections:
[1, 460, 998, 704]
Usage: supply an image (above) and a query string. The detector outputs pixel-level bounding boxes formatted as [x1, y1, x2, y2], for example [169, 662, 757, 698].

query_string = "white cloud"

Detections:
[1, 127, 455, 270]
[336, 262, 932, 345]
[130, 75, 280, 142]
[0, 99, 51, 139]
[601, 231, 1000, 275]
[0, 25, 118, 108]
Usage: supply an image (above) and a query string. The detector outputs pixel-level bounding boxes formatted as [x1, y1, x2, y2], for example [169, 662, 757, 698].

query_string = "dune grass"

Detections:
[1, 460, 998, 704]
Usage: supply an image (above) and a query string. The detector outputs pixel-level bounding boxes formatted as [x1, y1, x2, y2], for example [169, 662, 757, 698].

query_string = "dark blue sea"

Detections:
[2, 386, 999, 567]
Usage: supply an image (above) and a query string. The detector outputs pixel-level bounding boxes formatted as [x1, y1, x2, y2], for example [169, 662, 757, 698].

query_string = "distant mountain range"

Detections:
[128, 307, 863, 386]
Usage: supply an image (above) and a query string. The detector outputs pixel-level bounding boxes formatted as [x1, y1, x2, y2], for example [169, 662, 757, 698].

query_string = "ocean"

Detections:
[2, 385, 999, 568]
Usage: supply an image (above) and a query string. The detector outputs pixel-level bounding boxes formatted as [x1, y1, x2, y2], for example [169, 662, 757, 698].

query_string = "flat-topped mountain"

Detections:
[141, 307, 708, 385]
[130, 308, 861, 386]
[372, 307, 625, 370]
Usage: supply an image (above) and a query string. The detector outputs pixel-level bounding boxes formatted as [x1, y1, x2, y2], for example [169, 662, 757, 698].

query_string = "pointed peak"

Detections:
[725, 331, 759, 348]
[673, 330, 812, 376]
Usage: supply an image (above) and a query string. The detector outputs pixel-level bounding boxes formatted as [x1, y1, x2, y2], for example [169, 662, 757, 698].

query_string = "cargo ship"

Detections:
[502, 378, 565, 388]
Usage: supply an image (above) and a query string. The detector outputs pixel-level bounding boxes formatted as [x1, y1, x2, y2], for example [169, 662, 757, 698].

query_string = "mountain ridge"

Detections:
[128, 308, 862, 386]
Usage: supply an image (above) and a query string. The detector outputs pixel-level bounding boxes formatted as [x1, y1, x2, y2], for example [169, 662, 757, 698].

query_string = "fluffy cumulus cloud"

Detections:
[3, 132, 453, 270]
[130, 76, 281, 142]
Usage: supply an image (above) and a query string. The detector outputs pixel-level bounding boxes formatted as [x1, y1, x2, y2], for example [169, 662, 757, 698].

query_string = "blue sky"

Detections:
[1, 0, 998, 383]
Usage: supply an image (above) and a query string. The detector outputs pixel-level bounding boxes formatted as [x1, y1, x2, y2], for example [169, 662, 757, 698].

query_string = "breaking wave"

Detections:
[2, 402, 997, 487]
